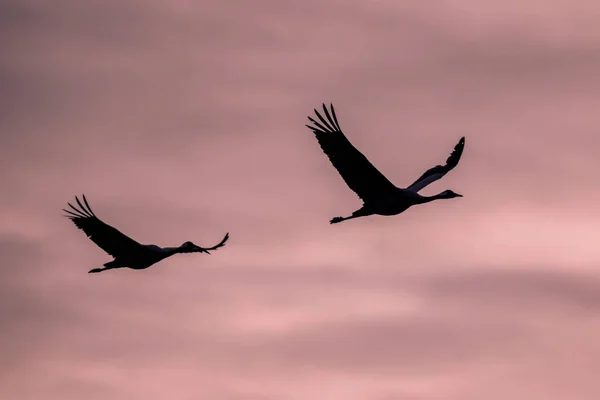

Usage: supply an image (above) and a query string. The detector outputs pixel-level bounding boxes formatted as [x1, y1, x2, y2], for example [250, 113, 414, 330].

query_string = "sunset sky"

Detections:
[2, 0, 600, 399]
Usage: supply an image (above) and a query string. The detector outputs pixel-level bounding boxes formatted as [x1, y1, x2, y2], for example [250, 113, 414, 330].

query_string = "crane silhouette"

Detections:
[64, 195, 229, 273]
[306, 103, 465, 224]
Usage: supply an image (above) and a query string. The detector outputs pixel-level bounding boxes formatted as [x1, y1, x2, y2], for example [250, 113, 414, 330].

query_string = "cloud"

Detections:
[419, 268, 600, 313]
[2, 238, 600, 399]
[0, 234, 58, 372]
[2, 0, 600, 398]
[220, 266, 600, 373]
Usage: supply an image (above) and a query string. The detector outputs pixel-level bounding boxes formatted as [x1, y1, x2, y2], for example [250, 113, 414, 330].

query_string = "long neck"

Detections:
[159, 247, 181, 257]
[417, 192, 449, 204]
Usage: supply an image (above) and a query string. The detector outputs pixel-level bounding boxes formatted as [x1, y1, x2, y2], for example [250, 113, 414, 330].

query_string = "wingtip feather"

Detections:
[81, 194, 97, 217]
[67, 202, 87, 218]
[315, 107, 335, 132]
[74, 196, 94, 218]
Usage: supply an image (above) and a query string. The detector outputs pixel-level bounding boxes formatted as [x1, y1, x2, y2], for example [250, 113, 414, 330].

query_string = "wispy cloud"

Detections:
[2, 0, 600, 398]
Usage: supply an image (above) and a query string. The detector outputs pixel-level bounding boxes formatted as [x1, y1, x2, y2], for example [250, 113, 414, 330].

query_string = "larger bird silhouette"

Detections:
[306, 104, 465, 224]
[64, 195, 229, 273]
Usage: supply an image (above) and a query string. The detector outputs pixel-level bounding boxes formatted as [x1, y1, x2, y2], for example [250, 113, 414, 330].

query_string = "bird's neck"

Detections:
[417, 192, 448, 204]
[160, 247, 182, 256]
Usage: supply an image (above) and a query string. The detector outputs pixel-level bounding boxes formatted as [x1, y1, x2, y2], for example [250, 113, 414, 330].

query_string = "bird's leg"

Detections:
[88, 267, 111, 273]
[88, 265, 123, 273]
[330, 216, 350, 224]
[330, 207, 371, 224]
[88, 260, 121, 274]
[330, 215, 363, 224]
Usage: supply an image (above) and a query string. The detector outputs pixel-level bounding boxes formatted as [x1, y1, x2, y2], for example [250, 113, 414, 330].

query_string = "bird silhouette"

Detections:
[64, 195, 229, 273]
[306, 103, 465, 224]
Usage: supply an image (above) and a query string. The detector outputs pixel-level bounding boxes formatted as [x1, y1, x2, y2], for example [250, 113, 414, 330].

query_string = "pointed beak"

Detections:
[456, 193, 463, 197]
[189, 244, 210, 254]
[198, 246, 211, 255]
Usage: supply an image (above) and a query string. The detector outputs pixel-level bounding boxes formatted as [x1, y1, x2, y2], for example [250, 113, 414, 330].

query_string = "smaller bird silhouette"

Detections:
[64, 195, 229, 273]
[306, 103, 465, 224]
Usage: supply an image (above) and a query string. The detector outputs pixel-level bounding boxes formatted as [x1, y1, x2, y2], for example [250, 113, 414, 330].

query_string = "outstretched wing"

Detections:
[406, 136, 465, 192]
[306, 103, 397, 203]
[63, 195, 143, 258]
[202, 232, 229, 251]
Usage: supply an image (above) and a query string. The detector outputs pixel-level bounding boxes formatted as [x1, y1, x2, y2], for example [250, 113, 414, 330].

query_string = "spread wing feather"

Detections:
[201, 232, 229, 251]
[64, 195, 143, 258]
[406, 137, 465, 192]
[306, 103, 397, 203]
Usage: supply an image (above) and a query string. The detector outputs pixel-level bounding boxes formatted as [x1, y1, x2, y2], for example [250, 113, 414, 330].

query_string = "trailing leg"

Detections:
[88, 260, 122, 274]
[330, 207, 372, 224]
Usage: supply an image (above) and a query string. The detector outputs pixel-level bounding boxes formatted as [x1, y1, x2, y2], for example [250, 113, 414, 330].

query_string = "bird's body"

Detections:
[305, 104, 465, 224]
[100, 245, 175, 270]
[63, 195, 229, 273]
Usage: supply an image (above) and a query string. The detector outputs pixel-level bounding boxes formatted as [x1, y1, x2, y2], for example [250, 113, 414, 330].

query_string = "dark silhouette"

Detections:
[306, 104, 465, 224]
[63, 195, 229, 273]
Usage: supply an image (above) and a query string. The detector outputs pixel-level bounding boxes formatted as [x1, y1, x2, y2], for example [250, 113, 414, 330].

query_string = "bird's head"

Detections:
[439, 189, 463, 199]
[179, 241, 209, 254]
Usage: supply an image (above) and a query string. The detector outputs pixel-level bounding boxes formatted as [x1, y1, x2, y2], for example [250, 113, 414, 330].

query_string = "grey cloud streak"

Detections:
[2, 239, 600, 398]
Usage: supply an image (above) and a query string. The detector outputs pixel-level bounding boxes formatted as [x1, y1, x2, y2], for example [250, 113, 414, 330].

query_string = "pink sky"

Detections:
[2, 0, 600, 399]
